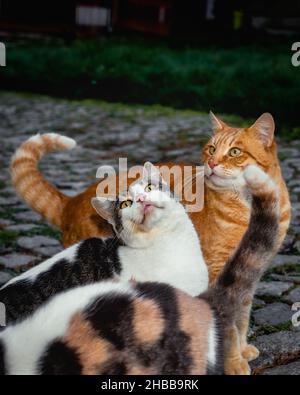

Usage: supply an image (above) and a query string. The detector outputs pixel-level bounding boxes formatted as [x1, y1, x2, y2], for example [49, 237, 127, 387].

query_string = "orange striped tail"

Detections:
[10, 133, 76, 227]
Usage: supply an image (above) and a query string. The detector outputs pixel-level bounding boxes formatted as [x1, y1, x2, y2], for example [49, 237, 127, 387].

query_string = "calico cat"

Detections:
[1, 162, 208, 325]
[10, 113, 291, 374]
[0, 165, 279, 375]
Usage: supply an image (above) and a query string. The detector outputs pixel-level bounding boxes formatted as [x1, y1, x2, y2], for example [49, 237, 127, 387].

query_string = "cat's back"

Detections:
[0, 237, 121, 325]
[0, 281, 221, 375]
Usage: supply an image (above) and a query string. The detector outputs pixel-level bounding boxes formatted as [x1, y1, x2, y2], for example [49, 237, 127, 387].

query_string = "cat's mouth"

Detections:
[141, 201, 164, 217]
[135, 201, 164, 225]
[205, 165, 234, 181]
[205, 172, 224, 182]
[143, 203, 156, 215]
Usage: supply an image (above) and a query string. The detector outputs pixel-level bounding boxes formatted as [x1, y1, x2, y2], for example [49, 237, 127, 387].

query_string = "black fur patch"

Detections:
[0, 340, 5, 375]
[136, 282, 193, 374]
[218, 270, 235, 287]
[85, 293, 134, 350]
[0, 237, 122, 325]
[102, 361, 127, 375]
[39, 340, 82, 375]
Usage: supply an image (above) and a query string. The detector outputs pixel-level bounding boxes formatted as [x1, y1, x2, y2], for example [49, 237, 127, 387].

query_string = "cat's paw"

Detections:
[243, 165, 275, 191]
[241, 344, 259, 362]
[244, 165, 268, 186]
[225, 357, 251, 375]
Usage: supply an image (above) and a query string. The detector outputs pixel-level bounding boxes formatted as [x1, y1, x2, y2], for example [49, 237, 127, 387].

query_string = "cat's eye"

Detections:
[120, 200, 133, 209]
[145, 184, 155, 192]
[208, 146, 216, 155]
[229, 147, 242, 157]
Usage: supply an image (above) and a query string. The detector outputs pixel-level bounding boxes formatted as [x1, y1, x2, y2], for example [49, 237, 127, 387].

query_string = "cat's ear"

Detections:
[209, 111, 227, 133]
[91, 197, 115, 224]
[143, 161, 161, 183]
[249, 113, 275, 147]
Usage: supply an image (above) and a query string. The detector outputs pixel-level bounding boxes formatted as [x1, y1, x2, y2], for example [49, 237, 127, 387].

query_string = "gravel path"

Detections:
[0, 92, 299, 374]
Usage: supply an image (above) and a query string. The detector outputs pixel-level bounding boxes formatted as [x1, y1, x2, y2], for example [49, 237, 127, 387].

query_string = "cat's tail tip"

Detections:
[27, 133, 77, 151]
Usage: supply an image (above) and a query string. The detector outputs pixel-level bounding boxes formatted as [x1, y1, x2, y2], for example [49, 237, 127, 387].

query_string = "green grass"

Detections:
[259, 321, 293, 336]
[270, 263, 300, 275]
[0, 229, 18, 250]
[1, 36, 299, 134]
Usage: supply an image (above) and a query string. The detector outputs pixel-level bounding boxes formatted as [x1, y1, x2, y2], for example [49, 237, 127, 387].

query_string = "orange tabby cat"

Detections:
[11, 113, 290, 374]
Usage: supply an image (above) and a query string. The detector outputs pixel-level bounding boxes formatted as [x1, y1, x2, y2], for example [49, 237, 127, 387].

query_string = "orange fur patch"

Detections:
[132, 298, 164, 344]
[177, 290, 213, 374]
[64, 313, 113, 375]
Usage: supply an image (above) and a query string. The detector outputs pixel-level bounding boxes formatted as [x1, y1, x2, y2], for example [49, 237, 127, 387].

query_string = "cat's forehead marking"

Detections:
[213, 129, 241, 147]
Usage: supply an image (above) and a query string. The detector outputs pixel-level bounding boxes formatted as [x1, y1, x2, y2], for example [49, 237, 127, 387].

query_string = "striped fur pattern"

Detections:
[1, 163, 208, 326]
[11, 133, 76, 227]
[0, 165, 279, 375]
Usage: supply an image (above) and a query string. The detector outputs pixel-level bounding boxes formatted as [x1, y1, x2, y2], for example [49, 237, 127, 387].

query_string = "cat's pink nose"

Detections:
[136, 193, 146, 203]
[208, 159, 218, 169]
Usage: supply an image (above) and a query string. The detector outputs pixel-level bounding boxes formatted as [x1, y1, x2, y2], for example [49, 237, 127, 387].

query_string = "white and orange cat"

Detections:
[10, 112, 291, 374]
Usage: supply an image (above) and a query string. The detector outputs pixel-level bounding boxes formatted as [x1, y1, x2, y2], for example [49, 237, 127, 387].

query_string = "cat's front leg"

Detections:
[223, 325, 251, 375]
[236, 295, 260, 362]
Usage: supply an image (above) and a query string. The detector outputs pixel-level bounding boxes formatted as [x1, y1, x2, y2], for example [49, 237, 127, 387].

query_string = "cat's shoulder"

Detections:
[78, 236, 120, 253]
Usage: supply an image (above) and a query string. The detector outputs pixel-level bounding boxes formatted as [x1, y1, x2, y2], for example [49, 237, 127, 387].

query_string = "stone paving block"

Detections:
[17, 235, 60, 250]
[251, 331, 300, 373]
[0, 196, 22, 206]
[255, 281, 293, 298]
[6, 224, 41, 232]
[270, 254, 300, 269]
[253, 302, 293, 326]
[0, 253, 37, 269]
[283, 287, 300, 304]
[270, 273, 300, 284]
[14, 211, 42, 222]
[261, 360, 300, 375]
[0, 219, 15, 227]
[33, 246, 62, 258]
[0, 271, 13, 286]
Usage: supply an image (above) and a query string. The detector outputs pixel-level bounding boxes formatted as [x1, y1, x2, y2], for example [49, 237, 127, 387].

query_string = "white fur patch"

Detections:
[11, 148, 34, 161]
[207, 319, 217, 368]
[243, 165, 276, 191]
[29, 133, 76, 150]
[55, 134, 77, 150]
[27, 133, 43, 143]
[119, 203, 209, 296]
[0, 281, 135, 375]
[243, 165, 267, 185]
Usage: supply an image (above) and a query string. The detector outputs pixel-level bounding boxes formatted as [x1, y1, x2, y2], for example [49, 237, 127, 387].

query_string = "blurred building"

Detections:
[0, 0, 299, 37]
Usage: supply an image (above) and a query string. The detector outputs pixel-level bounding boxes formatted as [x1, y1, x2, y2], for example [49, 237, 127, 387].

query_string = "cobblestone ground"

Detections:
[0, 92, 299, 374]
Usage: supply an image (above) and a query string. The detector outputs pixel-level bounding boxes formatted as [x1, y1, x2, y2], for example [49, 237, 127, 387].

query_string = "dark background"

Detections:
[0, 0, 299, 134]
